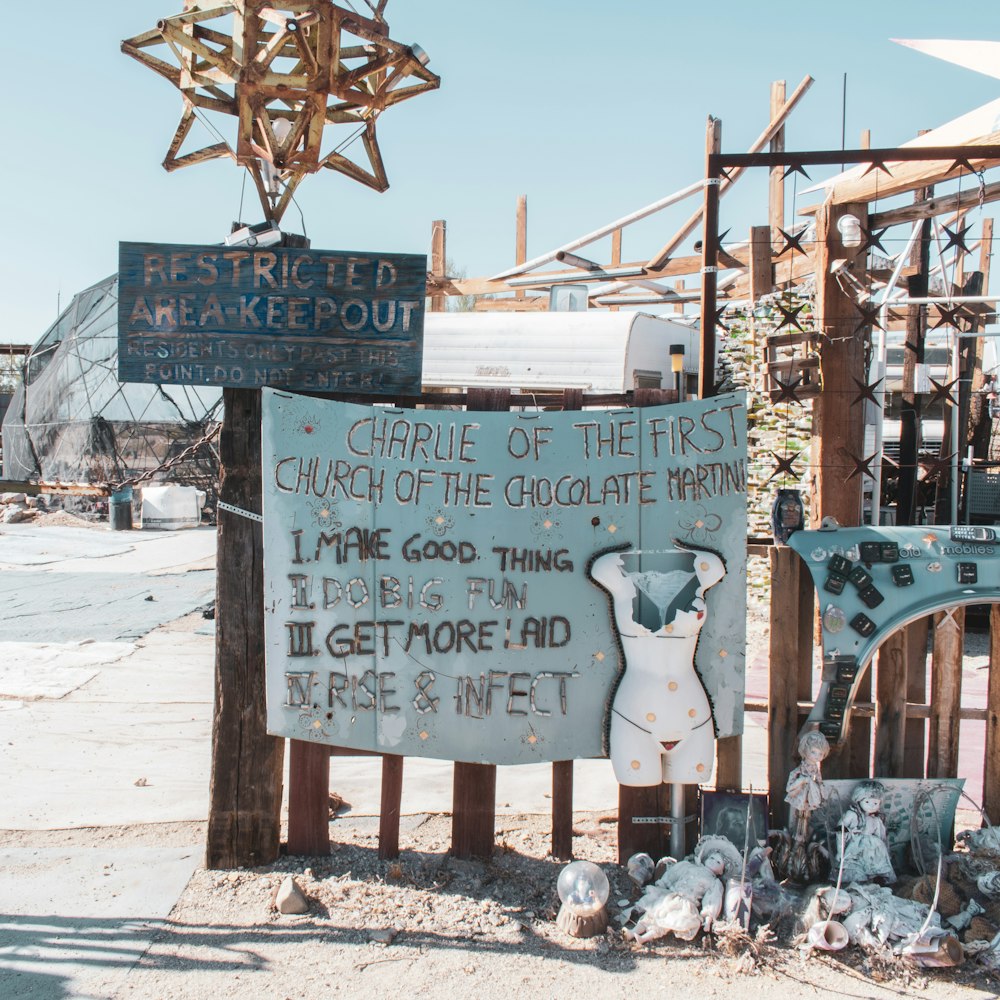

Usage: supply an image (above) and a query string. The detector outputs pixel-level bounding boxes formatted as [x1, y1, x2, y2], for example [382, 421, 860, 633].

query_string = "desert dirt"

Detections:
[7, 812, 990, 1000]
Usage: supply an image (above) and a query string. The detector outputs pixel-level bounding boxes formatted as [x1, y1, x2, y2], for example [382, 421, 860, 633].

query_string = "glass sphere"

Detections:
[556, 860, 610, 916]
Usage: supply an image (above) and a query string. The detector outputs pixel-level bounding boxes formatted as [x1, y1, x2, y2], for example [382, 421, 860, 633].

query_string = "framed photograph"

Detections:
[700, 790, 769, 853]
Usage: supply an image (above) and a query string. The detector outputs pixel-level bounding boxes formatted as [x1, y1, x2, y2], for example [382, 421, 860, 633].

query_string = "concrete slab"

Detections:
[0, 845, 200, 1000]
[0, 642, 134, 700]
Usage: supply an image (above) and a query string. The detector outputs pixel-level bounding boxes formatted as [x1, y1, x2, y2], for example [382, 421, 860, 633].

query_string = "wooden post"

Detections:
[985, 604, 1000, 824]
[450, 387, 510, 859]
[873, 629, 907, 777]
[287, 741, 331, 856]
[609, 227, 622, 313]
[968, 220, 994, 460]
[768, 81, 785, 244]
[699, 117, 722, 399]
[206, 388, 284, 869]
[378, 755, 404, 860]
[927, 607, 965, 779]
[809, 198, 868, 530]
[514, 196, 527, 301]
[431, 219, 446, 312]
[897, 208, 932, 525]
[903, 618, 930, 777]
[749, 224, 773, 302]
[768, 546, 813, 828]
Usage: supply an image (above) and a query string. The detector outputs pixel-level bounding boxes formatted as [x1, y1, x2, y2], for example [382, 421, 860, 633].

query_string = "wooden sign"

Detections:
[117, 241, 426, 393]
[262, 389, 748, 774]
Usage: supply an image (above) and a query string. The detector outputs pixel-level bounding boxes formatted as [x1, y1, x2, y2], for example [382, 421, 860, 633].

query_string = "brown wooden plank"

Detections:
[904, 618, 930, 777]
[769, 81, 785, 244]
[206, 388, 284, 869]
[749, 224, 773, 301]
[986, 605, 1000, 825]
[431, 219, 446, 312]
[848, 667, 872, 777]
[715, 736, 742, 790]
[378, 754, 404, 860]
[287, 739, 331, 856]
[451, 763, 497, 859]
[927, 608, 965, 779]
[617, 783, 668, 863]
[551, 761, 574, 860]
[768, 546, 803, 828]
[515, 195, 527, 301]
[699, 116, 722, 399]
[873, 629, 907, 777]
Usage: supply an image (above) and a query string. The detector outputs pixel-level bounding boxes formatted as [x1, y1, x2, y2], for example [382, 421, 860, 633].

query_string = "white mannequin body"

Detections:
[591, 547, 725, 786]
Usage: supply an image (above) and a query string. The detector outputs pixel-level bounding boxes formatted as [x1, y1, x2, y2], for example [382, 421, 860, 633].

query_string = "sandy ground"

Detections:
[3, 515, 1000, 999]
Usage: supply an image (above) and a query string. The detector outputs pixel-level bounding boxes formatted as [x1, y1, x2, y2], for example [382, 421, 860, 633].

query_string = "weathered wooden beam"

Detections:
[927, 608, 965, 779]
[768, 81, 785, 244]
[699, 117, 722, 399]
[748, 225, 773, 300]
[809, 199, 867, 529]
[515, 195, 527, 301]
[870, 179, 1000, 228]
[873, 629, 907, 777]
[286, 739, 330, 856]
[378, 755, 404, 860]
[0, 480, 110, 497]
[647, 75, 814, 270]
[430, 219, 446, 313]
[206, 388, 284, 869]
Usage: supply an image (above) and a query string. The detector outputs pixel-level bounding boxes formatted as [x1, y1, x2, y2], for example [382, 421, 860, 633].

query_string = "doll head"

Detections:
[797, 730, 830, 765]
[850, 779, 886, 815]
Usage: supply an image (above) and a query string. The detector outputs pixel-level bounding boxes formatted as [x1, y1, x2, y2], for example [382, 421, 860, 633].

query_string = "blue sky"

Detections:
[4, 2, 1000, 343]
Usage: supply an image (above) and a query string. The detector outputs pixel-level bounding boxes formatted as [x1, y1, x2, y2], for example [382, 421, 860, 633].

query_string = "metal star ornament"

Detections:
[776, 302, 807, 332]
[919, 454, 956, 481]
[776, 228, 808, 258]
[767, 450, 801, 482]
[771, 375, 804, 405]
[860, 226, 889, 254]
[853, 302, 886, 336]
[846, 452, 878, 481]
[932, 304, 968, 330]
[861, 159, 893, 179]
[782, 163, 811, 181]
[928, 378, 959, 407]
[122, 2, 440, 224]
[851, 377, 884, 408]
[942, 223, 973, 255]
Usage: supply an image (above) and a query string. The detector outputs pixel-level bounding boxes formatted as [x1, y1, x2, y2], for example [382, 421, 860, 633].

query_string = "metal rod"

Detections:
[714, 143, 1000, 169]
[488, 180, 706, 281]
[670, 782, 686, 859]
[505, 265, 648, 287]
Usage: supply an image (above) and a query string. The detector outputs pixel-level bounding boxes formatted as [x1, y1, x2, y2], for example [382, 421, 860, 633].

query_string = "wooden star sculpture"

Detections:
[123, 1, 440, 224]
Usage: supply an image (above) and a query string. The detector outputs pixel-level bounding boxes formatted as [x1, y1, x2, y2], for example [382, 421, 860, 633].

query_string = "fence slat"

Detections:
[986, 605, 1000, 825]
[379, 755, 404, 860]
[904, 618, 930, 777]
[551, 761, 574, 860]
[287, 739, 331, 856]
[874, 629, 907, 777]
[768, 546, 812, 827]
[927, 608, 964, 779]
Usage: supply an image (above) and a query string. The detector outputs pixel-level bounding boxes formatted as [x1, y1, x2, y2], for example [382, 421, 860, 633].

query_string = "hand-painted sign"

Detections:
[788, 524, 1000, 745]
[262, 388, 748, 779]
[117, 241, 425, 393]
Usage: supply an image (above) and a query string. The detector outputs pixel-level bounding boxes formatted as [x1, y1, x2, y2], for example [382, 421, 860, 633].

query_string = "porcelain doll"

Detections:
[835, 779, 896, 885]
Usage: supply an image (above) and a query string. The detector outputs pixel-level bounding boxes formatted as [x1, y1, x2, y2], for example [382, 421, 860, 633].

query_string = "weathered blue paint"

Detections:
[262, 388, 748, 765]
[117, 241, 425, 393]
[788, 524, 1000, 744]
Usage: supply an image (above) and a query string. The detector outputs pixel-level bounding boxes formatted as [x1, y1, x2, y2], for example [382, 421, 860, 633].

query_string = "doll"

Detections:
[835, 779, 895, 885]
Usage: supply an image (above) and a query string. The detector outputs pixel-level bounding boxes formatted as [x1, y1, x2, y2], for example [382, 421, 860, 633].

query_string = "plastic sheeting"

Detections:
[1, 275, 221, 489]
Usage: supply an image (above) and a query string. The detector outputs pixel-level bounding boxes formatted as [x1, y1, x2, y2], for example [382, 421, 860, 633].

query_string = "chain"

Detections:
[112, 422, 221, 491]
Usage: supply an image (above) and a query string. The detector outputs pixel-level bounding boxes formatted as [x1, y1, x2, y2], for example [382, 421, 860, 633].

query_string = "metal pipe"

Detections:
[505, 265, 648, 287]
[670, 782, 686, 859]
[488, 180, 706, 281]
